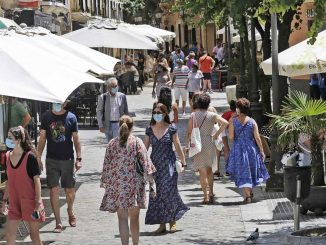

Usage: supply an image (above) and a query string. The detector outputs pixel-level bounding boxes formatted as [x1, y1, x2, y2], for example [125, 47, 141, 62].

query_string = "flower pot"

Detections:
[284, 166, 311, 203]
[301, 186, 326, 215]
[281, 227, 326, 245]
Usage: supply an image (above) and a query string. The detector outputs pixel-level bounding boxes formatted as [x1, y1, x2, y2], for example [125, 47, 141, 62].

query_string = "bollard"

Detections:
[294, 175, 301, 231]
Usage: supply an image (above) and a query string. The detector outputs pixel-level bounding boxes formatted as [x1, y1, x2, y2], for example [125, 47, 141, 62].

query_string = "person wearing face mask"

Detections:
[37, 100, 81, 233]
[96, 77, 129, 143]
[144, 103, 189, 234]
[3, 126, 44, 244]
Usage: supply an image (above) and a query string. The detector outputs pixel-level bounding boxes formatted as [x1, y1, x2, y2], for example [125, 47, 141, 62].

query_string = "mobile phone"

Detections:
[31, 211, 40, 220]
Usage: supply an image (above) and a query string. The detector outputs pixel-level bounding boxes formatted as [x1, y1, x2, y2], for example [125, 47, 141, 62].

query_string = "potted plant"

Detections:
[270, 91, 326, 215]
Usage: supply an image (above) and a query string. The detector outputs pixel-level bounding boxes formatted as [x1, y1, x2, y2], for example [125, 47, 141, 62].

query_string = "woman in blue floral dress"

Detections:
[226, 98, 270, 203]
[144, 102, 189, 234]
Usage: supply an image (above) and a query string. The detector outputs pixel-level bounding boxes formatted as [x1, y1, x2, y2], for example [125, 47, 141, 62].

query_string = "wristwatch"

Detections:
[76, 157, 82, 161]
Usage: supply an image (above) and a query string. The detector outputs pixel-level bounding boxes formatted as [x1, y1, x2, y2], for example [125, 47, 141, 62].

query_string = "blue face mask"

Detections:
[111, 87, 118, 94]
[5, 138, 15, 149]
[52, 103, 62, 113]
[153, 114, 163, 123]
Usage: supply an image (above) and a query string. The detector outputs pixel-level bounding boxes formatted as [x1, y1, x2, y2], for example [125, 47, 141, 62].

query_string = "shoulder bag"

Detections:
[189, 112, 207, 157]
[134, 138, 145, 176]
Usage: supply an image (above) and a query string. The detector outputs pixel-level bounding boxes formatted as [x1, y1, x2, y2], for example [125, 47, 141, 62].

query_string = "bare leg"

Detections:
[5, 219, 20, 245]
[28, 221, 43, 245]
[207, 80, 212, 91]
[243, 187, 252, 202]
[222, 136, 230, 161]
[182, 100, 186, 114]
[198, 168, 208, 201]
[65, 188, 76, 216]
[117, 209, 129, 245]
[206, 167, 214, 197]
[215, 149, 221, 174]
[175, 99, 180, 110]
[50, 186, 61, 226]
[129, 207, 140, 245]
[203, 80, 208, 92]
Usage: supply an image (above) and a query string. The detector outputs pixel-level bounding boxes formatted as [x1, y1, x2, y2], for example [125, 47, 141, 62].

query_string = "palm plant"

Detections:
[270, 90, 326, 186]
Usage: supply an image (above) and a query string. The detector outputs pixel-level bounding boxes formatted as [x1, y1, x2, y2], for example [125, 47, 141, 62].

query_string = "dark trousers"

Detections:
[310, 85, 320, 100]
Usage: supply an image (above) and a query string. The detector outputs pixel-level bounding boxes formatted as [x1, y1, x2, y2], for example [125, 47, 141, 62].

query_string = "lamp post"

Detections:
[249, 16, 262, 127]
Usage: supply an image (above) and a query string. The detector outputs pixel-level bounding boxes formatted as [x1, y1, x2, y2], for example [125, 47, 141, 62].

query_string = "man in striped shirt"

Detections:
[172, 59, 190, 116]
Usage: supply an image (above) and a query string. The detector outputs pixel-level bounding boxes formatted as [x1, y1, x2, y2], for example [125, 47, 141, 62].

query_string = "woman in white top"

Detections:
[186, 63, 203, 107]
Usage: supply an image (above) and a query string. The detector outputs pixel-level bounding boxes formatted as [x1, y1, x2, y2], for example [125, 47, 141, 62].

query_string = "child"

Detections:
[3, 126, 44, 244]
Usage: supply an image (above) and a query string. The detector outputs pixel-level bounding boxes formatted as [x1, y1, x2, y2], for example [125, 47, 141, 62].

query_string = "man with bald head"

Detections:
[96, 77, 129, 142]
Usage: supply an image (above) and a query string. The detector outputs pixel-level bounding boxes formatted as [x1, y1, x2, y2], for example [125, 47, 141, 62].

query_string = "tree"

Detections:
[122, 0, 160, 24]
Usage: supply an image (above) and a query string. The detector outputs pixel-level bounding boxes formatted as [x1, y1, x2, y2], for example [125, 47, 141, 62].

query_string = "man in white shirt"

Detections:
[96, 78, 129, 142]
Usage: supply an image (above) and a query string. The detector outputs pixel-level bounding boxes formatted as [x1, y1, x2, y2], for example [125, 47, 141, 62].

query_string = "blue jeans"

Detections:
[105, 122, 119, 143]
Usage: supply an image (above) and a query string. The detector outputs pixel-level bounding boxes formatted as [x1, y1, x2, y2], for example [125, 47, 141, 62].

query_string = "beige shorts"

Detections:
[174, 87, 188, 101]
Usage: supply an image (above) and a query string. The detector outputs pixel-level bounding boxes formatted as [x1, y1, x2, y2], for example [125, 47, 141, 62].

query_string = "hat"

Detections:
[189, 51, 195, 56]
[176, 59, 184, 64]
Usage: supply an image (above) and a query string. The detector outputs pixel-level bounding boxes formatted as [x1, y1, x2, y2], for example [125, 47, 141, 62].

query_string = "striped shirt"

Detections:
[173, 65, 190, 88]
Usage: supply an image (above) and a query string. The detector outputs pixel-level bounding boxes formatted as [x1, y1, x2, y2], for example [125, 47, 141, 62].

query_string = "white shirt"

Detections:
[110, 94, 120, 121]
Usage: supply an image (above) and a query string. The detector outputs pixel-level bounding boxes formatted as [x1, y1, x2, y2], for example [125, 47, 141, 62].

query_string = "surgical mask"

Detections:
[5, 138, 15, 149]
[111, 87, 118, 94]
[52, 103, 62, 113]
[153, 114, 163, 122]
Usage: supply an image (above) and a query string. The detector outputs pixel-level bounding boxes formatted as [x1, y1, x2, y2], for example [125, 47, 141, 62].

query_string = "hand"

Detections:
[260, 151, 266, 162]
[75, 160, 82, 172]
[34, 199, 42, 212]
[149, 182, 156, 198]
[166, 81, 172, 86]
[212, 134, 219, 141]
[99, 127, 106, 133]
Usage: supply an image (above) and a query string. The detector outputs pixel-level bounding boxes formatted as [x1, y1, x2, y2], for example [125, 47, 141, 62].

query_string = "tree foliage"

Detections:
[122, 0, 160, 24]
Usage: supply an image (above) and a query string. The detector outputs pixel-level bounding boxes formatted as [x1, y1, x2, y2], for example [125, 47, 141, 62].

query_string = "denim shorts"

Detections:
[46, 158, 75, 188]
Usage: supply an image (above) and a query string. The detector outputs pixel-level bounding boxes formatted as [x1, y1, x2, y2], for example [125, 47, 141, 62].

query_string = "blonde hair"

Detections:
[207, 106, 217, 114]
[119, 115, 133, 147]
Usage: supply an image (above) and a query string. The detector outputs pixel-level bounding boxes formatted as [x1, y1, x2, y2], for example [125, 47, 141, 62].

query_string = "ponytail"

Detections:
[118, 115, 134, 147]
[119, 122, 130, 147]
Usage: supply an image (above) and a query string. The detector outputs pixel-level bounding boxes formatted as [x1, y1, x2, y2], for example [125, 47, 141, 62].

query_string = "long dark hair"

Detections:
[158, 86, 172, 113]
[150, 102, 171, 125]
[9, 126, 38, 157]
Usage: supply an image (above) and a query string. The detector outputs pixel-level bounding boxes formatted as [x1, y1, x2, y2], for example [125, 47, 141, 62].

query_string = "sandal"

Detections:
[202, 200, 209, 205]
[244, 196, 252, 204]
[208, 195, 214, 204]
[68, 210, 77, 227]
[53, 224, 63, 233]
[214, 171, 222, 177]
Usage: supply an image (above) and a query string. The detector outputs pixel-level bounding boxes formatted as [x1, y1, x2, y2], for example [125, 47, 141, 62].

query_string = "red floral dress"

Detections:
[100, 136, 156, 213]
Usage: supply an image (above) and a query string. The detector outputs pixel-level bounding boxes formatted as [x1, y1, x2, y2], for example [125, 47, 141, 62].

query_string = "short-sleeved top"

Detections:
[173, 65, 190, 88]
[41, 110, 78, 160]
[222, 110, 235, 122]
[10, 101, 28, 128]
[6, 151, 40, 180]
[187, 70, 203, 92]
[199, 55, 214, 73]
[186, 58, 196, 69]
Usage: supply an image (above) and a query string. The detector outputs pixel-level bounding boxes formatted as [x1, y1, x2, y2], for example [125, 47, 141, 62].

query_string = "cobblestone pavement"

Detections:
[1, 85, 325, 244]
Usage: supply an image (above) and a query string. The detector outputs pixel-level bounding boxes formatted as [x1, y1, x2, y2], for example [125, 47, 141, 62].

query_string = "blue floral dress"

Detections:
[145, 125, 189, 225]
[226, 118, 270, 188]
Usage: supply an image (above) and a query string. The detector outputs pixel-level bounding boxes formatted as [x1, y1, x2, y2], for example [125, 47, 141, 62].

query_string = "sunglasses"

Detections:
[152, 111, 162, 115]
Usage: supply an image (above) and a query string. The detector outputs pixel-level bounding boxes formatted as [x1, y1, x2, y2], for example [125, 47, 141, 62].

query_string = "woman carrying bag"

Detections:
[100, 115, 156, 245]
[185, 94, 228, 204]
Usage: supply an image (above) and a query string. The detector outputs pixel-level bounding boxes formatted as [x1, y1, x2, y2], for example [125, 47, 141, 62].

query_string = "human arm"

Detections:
[211, 58, 216, 70]
[171, 72, 176, 87]
[173, 133, 186, 167]
[184, 115, 194, 150]
[1, 183, 9, 214]
[33, 175, 42, 211]
[172, 104, 179, 123]
[228, 118, 235, 141]
[96, 94, 106, 133]
[123, 95, 129, 115]
[22, 112, 31, 128]
[253, 121, 265, 160]
[100, 147, 110, 188]
[37, 129, 46, 171]
[72, 131, 82, 171]
[144, 134, 151, 150]
[212, 114, 229, 140]
[185, 78, 189, 90]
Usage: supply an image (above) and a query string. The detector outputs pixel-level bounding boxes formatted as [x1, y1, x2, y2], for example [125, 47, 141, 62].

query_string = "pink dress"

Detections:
[100, 136, 156, 213]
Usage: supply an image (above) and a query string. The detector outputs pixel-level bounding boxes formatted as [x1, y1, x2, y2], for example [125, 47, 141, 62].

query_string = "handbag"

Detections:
[211, 124, 223, 151]
[175, 160, 183, 174]
[134, 139, 145, 176]
[189, 113, 207, 157]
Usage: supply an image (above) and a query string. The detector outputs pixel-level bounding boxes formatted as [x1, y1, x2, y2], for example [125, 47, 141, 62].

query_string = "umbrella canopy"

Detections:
[0, 17, 21, 30]
[63, 20, 159, 50]
[26, 27, 119, 75]
[261, 30, 326, 77]
[0, 28, 109, 103]
[124, 24, 176, 42]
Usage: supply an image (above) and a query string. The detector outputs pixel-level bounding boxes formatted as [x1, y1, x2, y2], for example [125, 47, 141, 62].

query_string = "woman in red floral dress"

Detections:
[100, 115, 156, 245]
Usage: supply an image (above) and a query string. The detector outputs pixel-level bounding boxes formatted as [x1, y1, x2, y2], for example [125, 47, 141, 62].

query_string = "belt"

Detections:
[110, 121, 119, 123]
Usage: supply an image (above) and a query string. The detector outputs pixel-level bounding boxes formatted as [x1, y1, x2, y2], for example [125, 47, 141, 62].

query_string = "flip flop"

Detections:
[53, 224, 63, 233]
